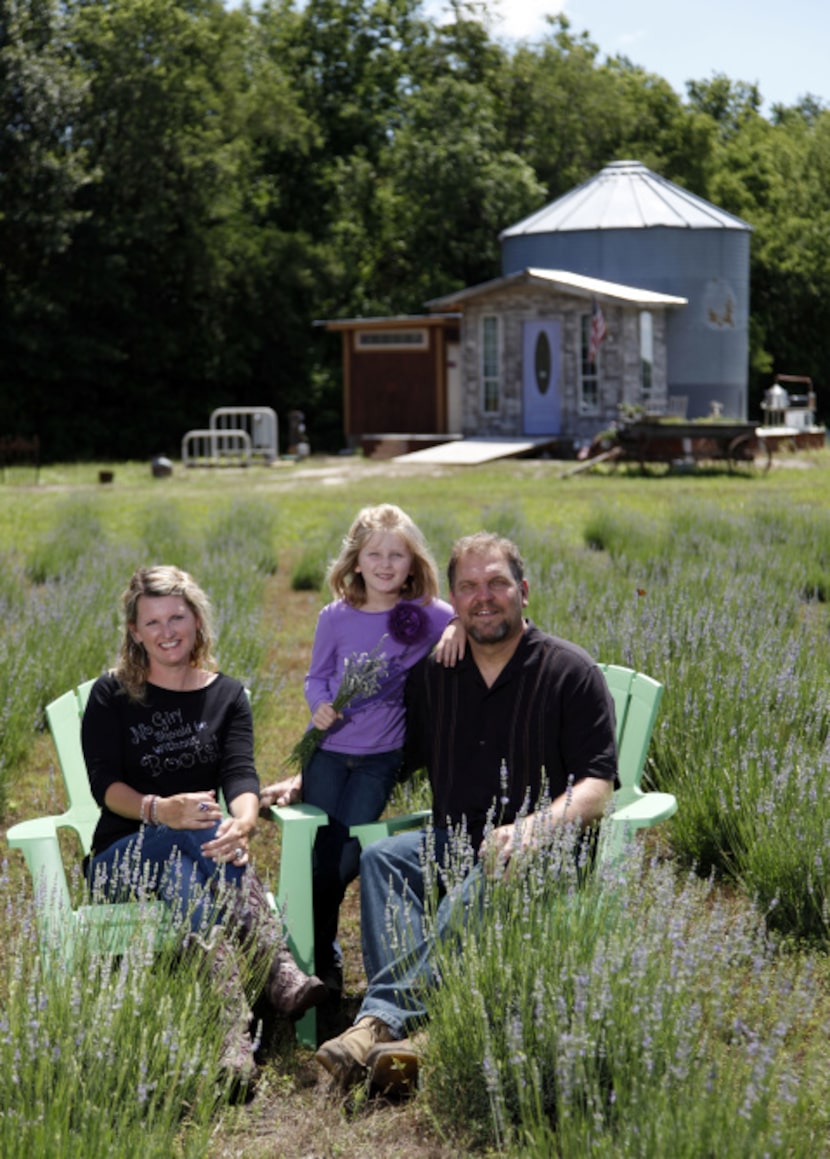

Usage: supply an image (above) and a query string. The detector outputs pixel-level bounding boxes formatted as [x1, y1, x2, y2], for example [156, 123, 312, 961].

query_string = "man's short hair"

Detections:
[447, 532, 525, 591]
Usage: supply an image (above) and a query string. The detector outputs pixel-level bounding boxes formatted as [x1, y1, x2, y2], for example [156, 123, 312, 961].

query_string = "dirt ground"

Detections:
[207, 881, 466, 1159]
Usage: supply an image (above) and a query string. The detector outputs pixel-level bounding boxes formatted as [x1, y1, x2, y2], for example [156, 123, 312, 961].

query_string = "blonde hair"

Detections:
[327, 504, 440, 608]
[114, 565, 216, 701]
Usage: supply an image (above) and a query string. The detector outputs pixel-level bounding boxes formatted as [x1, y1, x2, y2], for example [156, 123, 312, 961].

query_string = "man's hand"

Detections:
[478, 776, 614, 878]
[479, 821, 526, 878]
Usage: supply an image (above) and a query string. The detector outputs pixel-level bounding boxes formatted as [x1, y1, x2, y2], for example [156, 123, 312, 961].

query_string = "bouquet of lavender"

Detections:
[284, 642, 389, 771]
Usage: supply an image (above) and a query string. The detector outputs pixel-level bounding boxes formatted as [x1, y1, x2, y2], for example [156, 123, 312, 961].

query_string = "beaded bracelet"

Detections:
[139, 794, 152, 825]
[149, 795, 159, 826]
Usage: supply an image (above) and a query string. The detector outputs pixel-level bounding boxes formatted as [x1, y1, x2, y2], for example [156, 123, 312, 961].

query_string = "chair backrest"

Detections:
[599, 663, 663, 805]
[44, 679, 102, 854]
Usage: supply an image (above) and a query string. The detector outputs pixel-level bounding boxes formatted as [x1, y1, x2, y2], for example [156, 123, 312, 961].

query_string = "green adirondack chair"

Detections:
[350, 663, 676, 859]
[6, 678, 328, 1047]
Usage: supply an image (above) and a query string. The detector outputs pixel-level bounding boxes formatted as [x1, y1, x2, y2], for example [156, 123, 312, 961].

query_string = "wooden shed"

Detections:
[321, 313, 460, 455]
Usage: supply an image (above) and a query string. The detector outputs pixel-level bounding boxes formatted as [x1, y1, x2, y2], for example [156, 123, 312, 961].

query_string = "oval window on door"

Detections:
[534, 332, 551, 395]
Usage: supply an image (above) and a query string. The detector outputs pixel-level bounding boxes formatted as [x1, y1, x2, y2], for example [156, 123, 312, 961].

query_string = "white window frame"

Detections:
[640, 311, 654, 403]
[579, 314, 600, 414]
[481, 315, 500, 413]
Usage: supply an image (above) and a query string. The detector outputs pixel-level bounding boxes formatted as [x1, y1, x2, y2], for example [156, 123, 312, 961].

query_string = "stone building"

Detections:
[425, 267, 686, 448]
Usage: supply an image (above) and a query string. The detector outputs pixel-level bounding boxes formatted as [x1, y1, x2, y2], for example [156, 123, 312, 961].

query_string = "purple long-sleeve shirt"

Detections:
[304, 598, 454, 754]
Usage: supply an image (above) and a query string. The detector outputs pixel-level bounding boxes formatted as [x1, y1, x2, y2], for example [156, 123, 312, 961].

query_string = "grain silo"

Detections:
[500, 160, 752, 419]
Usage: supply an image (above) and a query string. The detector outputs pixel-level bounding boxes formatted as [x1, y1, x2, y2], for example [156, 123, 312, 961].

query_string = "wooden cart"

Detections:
[611, 419, 771, 472]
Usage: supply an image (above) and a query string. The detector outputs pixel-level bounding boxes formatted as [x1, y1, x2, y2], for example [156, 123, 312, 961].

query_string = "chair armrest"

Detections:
[350, 809, 432, 850]
[267, 802, 329, 827]
[6, 815, 74, 919]
[610, 791, 678, 828]
[262, 803, 328, 974]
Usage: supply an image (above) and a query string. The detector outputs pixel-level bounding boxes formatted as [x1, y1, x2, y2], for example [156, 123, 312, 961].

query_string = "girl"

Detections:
[260, 504, 463, 995]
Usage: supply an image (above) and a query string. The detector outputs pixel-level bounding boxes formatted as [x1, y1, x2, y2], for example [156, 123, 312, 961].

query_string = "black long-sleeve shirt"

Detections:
[82, 672, 259, 854]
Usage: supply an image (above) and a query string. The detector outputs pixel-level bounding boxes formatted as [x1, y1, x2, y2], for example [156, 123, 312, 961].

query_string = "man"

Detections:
[314, 532, 618, 1093]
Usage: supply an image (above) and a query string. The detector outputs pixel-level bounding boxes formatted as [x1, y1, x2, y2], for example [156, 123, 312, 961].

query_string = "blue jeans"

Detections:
[356, 827, 485, 1039]
[302, 746, 402, 974]
[88, 821, 246, 935]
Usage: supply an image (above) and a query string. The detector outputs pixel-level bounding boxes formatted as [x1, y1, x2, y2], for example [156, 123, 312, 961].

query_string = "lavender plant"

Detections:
[528, 498, 830, 945]
[422, 836, 826, 1155]
[0, 861, 243, 1159]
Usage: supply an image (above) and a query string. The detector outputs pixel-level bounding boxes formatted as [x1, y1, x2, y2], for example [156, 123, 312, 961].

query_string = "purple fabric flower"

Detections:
[388, 600, 430, 646]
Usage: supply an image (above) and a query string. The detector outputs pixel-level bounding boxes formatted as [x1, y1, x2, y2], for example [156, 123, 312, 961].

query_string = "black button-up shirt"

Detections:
[404, 621, 617, 849]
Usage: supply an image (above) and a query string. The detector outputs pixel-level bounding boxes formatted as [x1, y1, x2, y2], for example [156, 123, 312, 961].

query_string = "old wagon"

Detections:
[587, 418, 771, 473]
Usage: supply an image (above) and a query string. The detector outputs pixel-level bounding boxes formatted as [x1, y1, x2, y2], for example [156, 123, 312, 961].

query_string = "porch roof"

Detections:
[426, 267, 688, 311]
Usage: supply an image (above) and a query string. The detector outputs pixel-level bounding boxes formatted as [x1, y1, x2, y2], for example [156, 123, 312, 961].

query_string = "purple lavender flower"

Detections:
[388, 600, 430, 646]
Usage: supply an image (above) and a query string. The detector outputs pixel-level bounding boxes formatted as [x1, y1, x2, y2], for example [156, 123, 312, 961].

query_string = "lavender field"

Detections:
[0, 456, 828, 1155]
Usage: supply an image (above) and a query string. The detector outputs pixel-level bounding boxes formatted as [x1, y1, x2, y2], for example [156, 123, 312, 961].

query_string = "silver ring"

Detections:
[234, 847, 245, 861]
[198, 801, 210, 812]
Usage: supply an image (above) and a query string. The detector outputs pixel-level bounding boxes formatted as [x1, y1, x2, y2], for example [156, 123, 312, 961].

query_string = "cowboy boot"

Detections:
[184, 930, 259, 1089]
[229, 871, 327, 1019]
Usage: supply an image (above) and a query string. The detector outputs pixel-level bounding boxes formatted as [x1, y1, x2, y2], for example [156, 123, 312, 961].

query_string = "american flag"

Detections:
[588, 298, 608, 366]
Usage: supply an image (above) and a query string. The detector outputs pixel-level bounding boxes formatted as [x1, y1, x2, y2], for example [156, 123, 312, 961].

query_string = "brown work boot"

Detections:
[366, 1034, 424, 1094]
[314, 1016, 397, 1089]
[217, 1010, 260, 1092]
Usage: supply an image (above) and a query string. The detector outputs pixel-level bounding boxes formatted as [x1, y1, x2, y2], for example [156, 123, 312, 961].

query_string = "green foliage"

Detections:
[25, 497, 108, 583]
[3, 0, 828, 457]
[290, 543, 327, 591]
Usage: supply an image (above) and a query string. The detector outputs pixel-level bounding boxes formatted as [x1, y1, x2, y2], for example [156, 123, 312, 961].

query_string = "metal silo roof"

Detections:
[501, 160, 752, 236]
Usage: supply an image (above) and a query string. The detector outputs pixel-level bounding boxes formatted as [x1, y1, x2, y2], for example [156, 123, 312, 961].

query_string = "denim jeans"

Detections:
[88, 820, 245, 935]
[302, 746, 402, 974]
[356, 827, 485, 1039]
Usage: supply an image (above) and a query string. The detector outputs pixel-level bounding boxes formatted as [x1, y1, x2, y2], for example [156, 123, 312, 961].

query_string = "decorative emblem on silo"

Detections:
[534, 331, 551, 395]
[703, 278, 737, 329]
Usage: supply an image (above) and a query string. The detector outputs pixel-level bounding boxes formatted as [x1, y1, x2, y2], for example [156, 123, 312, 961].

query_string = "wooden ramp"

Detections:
[393, 437, 558, 465]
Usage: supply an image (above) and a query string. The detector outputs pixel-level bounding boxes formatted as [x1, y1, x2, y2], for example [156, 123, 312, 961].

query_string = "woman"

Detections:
[82, 565, 326, 1086]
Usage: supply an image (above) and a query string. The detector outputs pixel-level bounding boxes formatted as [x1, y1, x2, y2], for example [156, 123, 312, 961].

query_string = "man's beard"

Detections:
[466, 607, 517, 644]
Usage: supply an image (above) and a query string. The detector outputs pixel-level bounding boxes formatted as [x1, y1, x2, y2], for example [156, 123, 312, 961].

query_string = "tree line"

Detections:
[1, 0, 828, 460]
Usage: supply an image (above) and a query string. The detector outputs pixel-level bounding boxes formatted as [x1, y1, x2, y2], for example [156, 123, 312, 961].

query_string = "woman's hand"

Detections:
[154, 790, 223, 830]
[200, 815, 252, 866]
[201, 791, 259, 866]
[259, 774, 303, 812]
